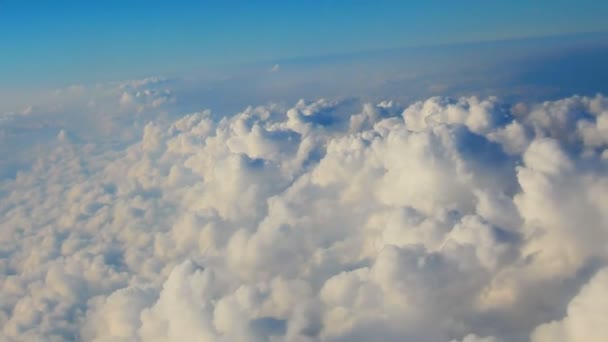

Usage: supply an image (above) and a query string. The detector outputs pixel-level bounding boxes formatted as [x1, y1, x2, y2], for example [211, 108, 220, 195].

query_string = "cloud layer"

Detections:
[2, 88, 608, 341]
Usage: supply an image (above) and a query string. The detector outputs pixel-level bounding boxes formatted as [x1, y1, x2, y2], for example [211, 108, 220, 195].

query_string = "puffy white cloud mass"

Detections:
[2, 86, 608, 341]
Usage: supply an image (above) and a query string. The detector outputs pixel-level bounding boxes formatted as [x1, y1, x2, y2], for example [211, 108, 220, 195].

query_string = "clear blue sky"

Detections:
[1, 0, 608, 88]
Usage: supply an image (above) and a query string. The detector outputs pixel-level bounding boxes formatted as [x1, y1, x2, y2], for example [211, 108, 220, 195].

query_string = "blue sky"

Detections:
[2, 0, 608, 89]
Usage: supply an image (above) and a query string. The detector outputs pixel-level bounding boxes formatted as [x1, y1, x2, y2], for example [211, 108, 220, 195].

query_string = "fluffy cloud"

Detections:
[531, 267, 608, 342]
[1, 89, 608, 341]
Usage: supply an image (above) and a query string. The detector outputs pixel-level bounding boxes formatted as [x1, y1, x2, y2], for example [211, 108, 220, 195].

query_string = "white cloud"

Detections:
[451, 335, 502, 342]
[2, 88, 608, 341]
[531, 268, 608, 342]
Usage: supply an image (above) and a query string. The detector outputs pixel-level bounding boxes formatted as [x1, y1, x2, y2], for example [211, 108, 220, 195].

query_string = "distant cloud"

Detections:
[270, 64, 280, 72]
[2, 87, 608, 341]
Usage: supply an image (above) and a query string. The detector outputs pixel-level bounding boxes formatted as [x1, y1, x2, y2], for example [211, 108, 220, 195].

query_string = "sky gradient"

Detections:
[2, 0, 608, 88]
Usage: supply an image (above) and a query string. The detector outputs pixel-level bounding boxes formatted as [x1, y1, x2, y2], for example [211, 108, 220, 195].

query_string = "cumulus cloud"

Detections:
[531, 267, 608, 342]
[1, 88, 608, 341]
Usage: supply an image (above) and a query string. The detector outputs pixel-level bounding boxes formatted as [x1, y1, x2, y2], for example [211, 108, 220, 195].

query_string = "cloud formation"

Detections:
[1, 87, 608, 341]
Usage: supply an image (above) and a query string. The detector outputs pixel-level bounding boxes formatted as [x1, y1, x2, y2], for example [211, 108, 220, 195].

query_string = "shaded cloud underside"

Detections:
[2, 85, 608, 341]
